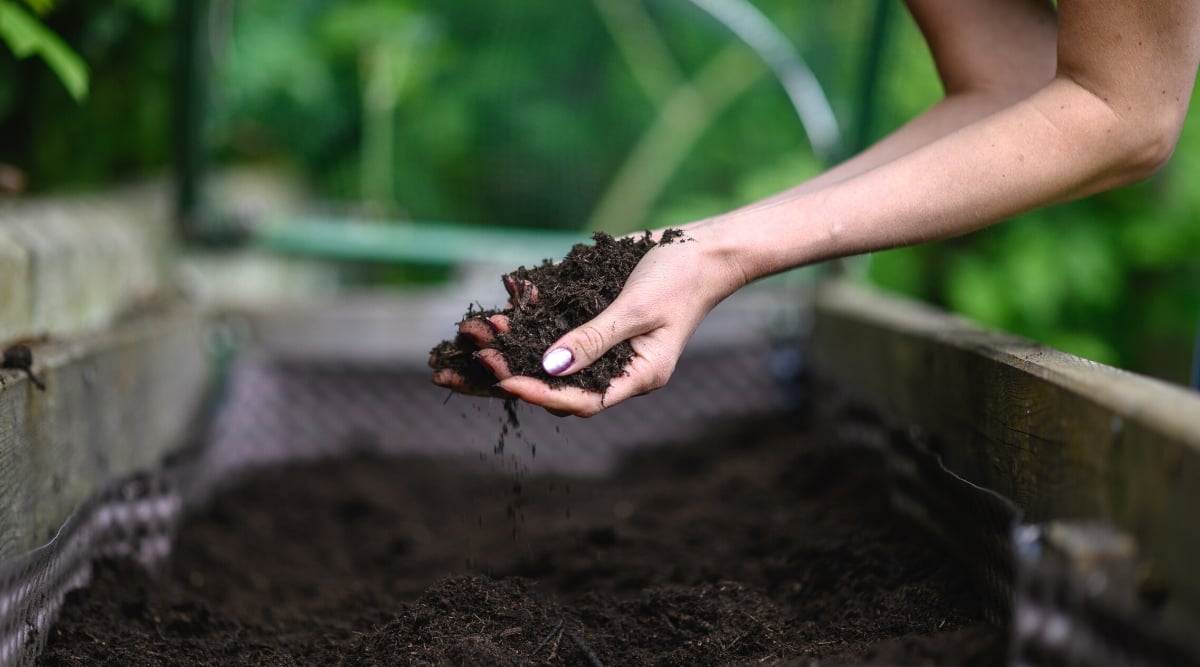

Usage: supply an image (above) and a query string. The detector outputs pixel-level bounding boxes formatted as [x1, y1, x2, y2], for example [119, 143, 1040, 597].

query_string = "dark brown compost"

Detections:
[430, 231, 684, 394]
[40, 414, 1004, 666]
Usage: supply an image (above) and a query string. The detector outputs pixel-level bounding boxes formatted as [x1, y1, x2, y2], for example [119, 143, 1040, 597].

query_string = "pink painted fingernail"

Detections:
[542, 348, 573, 376]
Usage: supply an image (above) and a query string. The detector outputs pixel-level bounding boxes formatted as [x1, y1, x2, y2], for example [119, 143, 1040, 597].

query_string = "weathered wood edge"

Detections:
[810, 279, 1200, 629]
[0, 305, 209, 561]
[0, 183, 174, 346]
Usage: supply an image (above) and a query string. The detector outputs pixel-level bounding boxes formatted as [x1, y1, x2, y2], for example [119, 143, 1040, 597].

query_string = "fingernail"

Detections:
[542, 348, 573, 376]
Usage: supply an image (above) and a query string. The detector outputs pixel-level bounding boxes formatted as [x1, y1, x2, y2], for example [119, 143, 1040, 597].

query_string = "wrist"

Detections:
[692, 202, 817, 288]
[683, 221, 753, 300]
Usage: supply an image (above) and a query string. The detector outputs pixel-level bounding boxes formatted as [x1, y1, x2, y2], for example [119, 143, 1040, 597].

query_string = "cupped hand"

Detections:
[429, 312, 514, 398]
[429, 277, 528, 399]
[495, 223, 746, 417]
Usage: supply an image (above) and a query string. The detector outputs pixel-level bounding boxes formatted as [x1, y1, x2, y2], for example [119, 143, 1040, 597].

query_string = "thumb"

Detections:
[540, 308, 646, 378]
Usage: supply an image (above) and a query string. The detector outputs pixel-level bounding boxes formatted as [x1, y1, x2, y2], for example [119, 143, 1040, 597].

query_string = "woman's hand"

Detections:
[429, 284, 522, 400]
[490, 223, 745, 416]
[433, 223, 747, 416]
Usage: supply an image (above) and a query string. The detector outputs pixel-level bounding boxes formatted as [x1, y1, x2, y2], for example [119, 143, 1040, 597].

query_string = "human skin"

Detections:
[436, 0, 1200, 417]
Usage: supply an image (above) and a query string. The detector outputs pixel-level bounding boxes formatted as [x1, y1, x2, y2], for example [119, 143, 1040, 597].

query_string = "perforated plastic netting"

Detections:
[0, 473, 181, 666]
[198, 343, 797, 486]
[829, 407, 1200, 667]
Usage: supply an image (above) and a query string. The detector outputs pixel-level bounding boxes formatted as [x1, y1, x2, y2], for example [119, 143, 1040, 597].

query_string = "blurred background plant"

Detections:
[0, 0, 1195, 384]
[0, 0, 88, 101]
[1, 0, 169, 189]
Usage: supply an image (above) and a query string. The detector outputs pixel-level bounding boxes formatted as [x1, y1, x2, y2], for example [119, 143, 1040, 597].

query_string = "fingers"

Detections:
[437, 355, 655, 416]
[431, 319, 514, 398]
[498, 369, 655, 418]
[448, 307, 656, 416]
[431, 368, 513, 399]
[502, 275, 539, 308]
[540, 312, 620, 377]
[498, 377, 606, 417]
[473, 348, 512, 380]
[443, 315, 675, 417]
[539, 304, 653, 378]
[457, 314, 510, 347]
[432, 368, 475, 392]
[439, 253, 690, 414]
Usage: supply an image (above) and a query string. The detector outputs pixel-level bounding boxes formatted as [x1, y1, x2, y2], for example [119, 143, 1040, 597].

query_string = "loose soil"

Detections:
[429, 231, 682, 393]
[40, 414, 1005, 666]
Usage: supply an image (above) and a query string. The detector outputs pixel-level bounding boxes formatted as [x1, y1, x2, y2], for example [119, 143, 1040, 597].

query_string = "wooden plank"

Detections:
[0, 184, 172, 345]
[0, 306, 208, 560]
[810, 279, 1200, 628]
[0, 228, 29, 344]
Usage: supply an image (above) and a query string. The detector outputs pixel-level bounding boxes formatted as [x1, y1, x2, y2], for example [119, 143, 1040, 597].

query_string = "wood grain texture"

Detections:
[0, 228, 30, 344]
[0, 183, 171, 345]
[810, 279, 1200, 629]
[0, 306, 208, 561]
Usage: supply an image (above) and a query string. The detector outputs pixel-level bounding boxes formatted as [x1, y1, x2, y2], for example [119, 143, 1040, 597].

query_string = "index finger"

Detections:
[497, 370, 651, 418]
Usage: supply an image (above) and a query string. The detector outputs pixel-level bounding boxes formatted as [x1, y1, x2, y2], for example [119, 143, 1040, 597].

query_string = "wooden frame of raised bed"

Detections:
[809, 279, 1200, 636]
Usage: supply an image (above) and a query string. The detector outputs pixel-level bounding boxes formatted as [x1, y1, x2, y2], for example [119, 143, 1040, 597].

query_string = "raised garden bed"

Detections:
[38, 412, 1003, 666]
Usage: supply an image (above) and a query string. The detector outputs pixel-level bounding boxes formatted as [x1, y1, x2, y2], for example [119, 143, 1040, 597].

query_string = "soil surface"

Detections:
[40, 415, 1006, 666]
[429, 231, 682, 393]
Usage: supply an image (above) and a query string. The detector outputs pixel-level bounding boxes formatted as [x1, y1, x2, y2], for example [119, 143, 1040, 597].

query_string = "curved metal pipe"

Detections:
[683, 0, 843, 163]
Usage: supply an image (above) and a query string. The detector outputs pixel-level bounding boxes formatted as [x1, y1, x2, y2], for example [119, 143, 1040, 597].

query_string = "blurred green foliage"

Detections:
[0, 0, 88, 100]
[0, 0, 1195, 382]
[863, 16, 1200, 382]
[0, 0, 171, 188]
[207, 0, 821, 228]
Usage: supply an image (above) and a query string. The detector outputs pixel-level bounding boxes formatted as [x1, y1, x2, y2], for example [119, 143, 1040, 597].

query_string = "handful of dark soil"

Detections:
[430, 230, 684, 394]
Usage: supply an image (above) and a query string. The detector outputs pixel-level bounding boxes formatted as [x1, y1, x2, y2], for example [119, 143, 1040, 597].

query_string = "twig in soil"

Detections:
[722, 632, 747, 652]
[661, 613, 679, 633]
[544, 625, 565, 662]
[567, 629, 605, 667]
[531, 619, 564, 659]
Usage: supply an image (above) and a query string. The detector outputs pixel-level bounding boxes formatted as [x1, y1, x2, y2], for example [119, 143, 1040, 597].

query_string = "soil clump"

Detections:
[40, 415, 1005, 666]
[429, 231, 683, 393]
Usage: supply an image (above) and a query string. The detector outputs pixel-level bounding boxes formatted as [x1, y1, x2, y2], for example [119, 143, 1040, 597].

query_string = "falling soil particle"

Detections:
[40, 414, 1006, 666]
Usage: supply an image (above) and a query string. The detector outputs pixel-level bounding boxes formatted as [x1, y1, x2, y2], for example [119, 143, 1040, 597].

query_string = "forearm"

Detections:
[741, 0, 1058, 208]
[495, 0, 1199, 419]
[710, 75, 1180, 281]
[770, 89, 1038, 200]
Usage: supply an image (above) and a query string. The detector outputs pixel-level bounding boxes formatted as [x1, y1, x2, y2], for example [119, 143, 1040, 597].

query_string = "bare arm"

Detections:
[749, 0, 1058, 202]
[460, 0, 1200, 416]
[718, 0, 1200, 281]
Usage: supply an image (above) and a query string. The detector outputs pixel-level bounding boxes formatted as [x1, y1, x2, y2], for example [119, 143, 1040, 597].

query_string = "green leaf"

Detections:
[0, 0, 89, 101]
